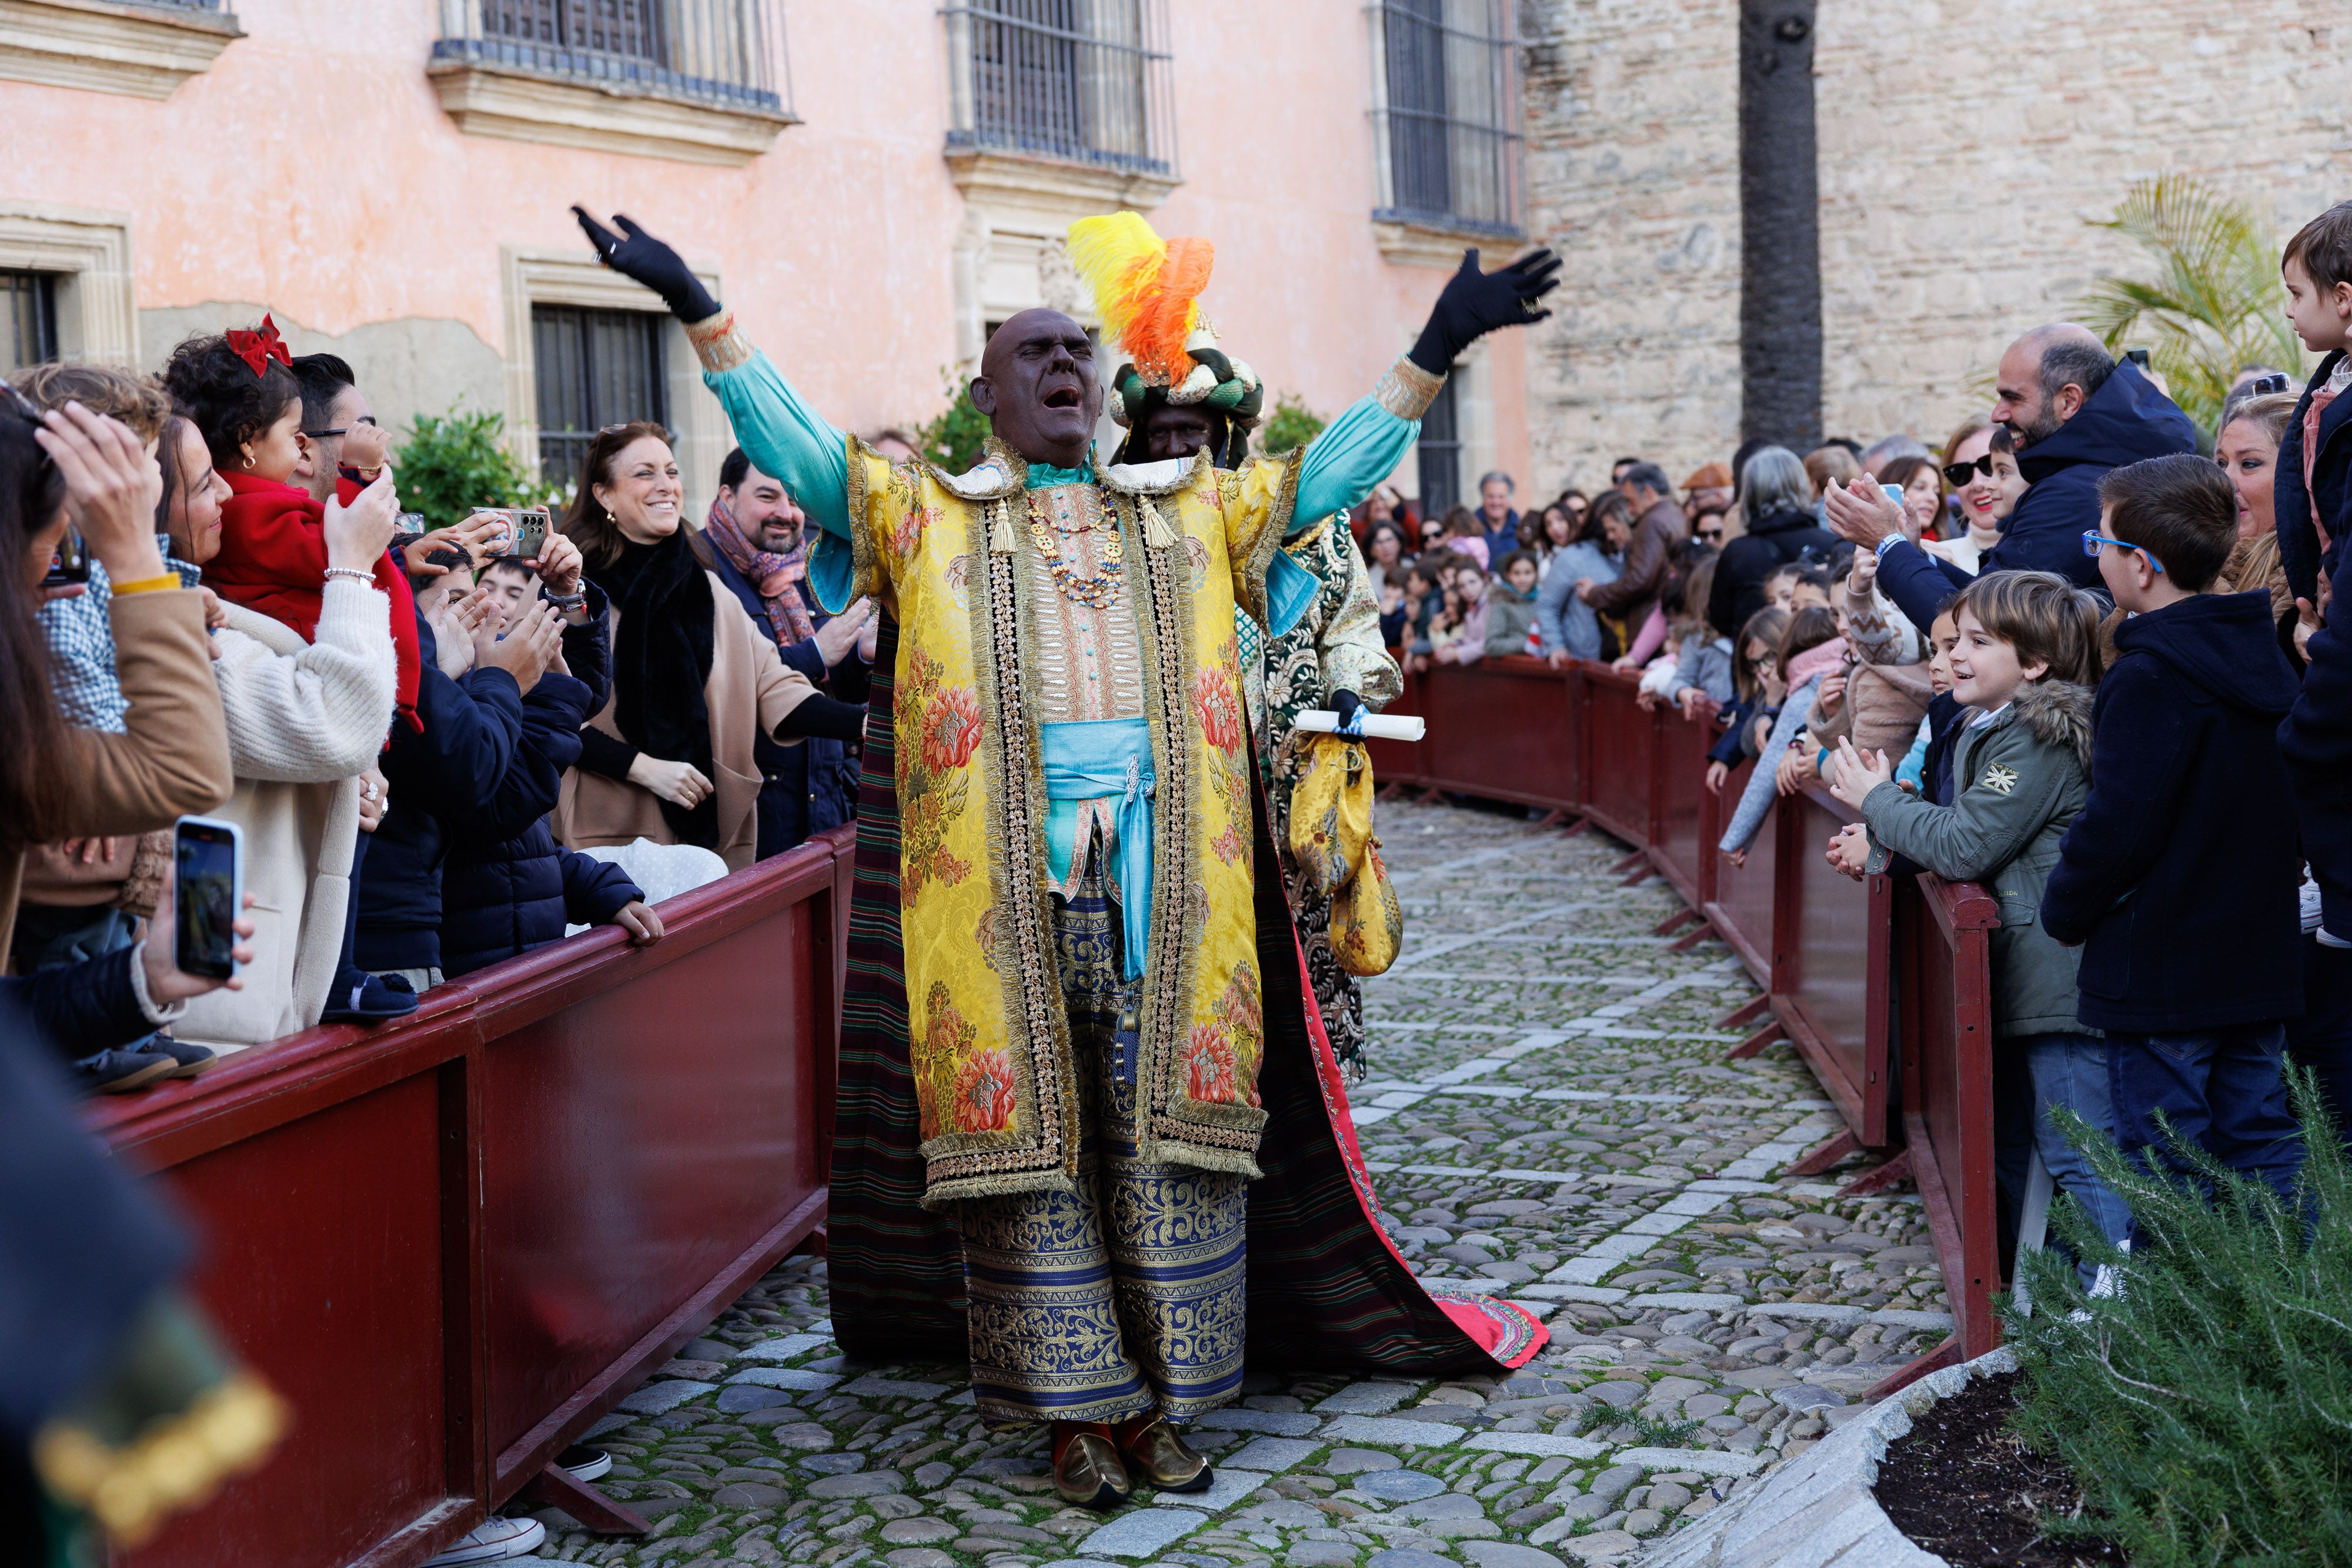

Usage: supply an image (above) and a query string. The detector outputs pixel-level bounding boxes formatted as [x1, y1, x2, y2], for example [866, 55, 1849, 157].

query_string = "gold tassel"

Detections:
[989, 495, 1017, 554]
[1139, 494, 1177, 549]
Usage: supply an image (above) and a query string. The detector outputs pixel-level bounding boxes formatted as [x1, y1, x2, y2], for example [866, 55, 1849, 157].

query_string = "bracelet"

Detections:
[108, 572, 183, 597]
[323, 566, 374, 586]
[543, 589, 586, 609]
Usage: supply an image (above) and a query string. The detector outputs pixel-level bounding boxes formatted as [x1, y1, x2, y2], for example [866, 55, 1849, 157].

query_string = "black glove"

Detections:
[1332, 689, 1365, 736]
[572, 206, 721, 323]
[1407, 248, 1562, 375]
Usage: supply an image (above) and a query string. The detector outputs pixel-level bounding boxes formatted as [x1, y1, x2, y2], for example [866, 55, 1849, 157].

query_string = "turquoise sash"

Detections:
[1041, 716, 1156, 981]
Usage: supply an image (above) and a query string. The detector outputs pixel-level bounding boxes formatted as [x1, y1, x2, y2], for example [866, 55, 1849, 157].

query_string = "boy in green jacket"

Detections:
[1829, 571, 2131, 1268]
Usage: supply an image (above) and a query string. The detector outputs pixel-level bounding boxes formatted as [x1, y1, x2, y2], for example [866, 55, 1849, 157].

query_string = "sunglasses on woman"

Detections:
[1942, 456, 1994, 487]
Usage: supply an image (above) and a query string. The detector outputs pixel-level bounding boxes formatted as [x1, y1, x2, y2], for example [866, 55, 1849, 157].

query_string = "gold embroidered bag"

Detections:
[1330, 837, 1404, 977]
[1286, 735, 1374, 900]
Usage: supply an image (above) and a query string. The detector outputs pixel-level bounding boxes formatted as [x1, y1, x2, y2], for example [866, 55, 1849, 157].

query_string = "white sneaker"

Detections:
[423, 1516, 547, 1565]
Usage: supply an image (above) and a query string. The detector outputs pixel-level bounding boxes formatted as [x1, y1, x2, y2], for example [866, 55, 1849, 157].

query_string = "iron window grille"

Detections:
[532, 305, 669, 487]
[941, 0, 1175, 176]
[2, 272, 59, 376]
[1417, 374, 1461, 514]
[1369, 0, 1522, 236]
[434, 0, 791, 115]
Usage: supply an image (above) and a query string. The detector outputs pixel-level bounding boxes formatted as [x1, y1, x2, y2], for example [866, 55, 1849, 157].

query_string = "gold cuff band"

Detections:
[686, 309, 754, 375]
[1374, 357, 1446, 420]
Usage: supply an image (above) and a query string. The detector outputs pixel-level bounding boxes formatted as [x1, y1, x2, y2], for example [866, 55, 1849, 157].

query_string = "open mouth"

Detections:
[1041, 385, 1083, 412]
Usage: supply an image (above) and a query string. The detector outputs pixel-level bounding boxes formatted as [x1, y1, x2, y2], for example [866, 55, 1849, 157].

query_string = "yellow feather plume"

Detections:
[1066, 211, 1213, 386]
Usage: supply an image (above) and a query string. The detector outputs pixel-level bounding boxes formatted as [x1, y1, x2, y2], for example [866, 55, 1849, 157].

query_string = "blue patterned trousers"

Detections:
[955, 848, 1248, 1426]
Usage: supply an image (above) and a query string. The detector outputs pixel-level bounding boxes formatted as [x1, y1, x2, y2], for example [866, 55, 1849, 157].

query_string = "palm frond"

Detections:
[2077, 175, 2313, 441]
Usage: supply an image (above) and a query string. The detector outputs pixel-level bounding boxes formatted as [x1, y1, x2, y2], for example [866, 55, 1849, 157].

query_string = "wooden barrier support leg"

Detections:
[1786, 1128, 1862, 1177]
[1608, 848, 1646, 875]
[1717, 995, 1771, 1030]
[1532, 808, 1566, 828]
[520, 1463, 652, 1537]
[1862, 1334, 1966, 1402]
[1417, 787, 1445, 804]
[1652, 907, 1699, 937]
[1837, 1148, 1913, 1199]
[1561, 816, 1590, 837]
[1619, 862, 1655, 888]
[1725, 1021, 1784, 1060]
[1669, 918, 1716, 952]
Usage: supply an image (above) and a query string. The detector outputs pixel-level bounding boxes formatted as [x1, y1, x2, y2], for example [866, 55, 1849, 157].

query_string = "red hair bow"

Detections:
[226, 315, 292, 379]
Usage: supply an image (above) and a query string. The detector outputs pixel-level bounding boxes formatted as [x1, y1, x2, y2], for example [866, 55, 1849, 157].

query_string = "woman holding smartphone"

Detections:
[0, 394, 235, 1033]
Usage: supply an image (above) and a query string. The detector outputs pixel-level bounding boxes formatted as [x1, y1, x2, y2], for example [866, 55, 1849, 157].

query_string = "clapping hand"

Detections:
[1826, 822, 1870, 882]
[1828, 737, 1894, 810]
[813, 597, 875, 668]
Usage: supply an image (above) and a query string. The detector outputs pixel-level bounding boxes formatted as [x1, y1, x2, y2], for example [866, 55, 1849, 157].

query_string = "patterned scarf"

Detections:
[703, 493, 816, 647]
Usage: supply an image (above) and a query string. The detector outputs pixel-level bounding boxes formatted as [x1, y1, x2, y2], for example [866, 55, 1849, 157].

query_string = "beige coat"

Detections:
[556, 569, 816, 872]
[2, 589, 232, 958]
[176, 583, 397, 1049]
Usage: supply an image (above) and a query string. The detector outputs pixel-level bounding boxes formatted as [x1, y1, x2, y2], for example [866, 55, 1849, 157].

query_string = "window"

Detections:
[1, 271, 59, 375]
[943, 0, 1174, 175]
[530, 305, 669, 486]
[1371, 0, 1522, 236]
[435, 0, 787, 112]
[1418, 376, 1460, 514]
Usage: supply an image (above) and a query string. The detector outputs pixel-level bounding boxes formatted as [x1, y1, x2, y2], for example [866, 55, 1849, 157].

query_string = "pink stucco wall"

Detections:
[4, 0, 1527, 487]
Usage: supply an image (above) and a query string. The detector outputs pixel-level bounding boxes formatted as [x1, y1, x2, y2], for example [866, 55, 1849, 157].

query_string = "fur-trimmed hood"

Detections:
[2013, 678, 2096, 773]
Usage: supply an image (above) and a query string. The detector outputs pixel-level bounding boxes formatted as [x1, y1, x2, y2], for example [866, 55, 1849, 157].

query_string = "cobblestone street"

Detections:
[530, 798, 1951, 1568]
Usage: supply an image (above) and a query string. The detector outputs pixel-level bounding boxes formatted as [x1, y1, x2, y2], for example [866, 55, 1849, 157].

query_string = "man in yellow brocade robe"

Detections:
[573, 206, 1557, 1510]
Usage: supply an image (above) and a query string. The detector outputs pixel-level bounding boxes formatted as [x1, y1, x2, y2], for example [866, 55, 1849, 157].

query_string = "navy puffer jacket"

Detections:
[440, 595, 644, 979]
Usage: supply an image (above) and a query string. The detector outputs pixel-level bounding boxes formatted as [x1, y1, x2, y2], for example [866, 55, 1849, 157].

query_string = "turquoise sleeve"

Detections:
[703, 350, 856, 610]
[1292, 394, 1417, 535]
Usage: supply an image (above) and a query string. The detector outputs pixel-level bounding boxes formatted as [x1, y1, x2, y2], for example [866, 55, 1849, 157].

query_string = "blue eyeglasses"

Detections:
[2082, 530, 2164, 574]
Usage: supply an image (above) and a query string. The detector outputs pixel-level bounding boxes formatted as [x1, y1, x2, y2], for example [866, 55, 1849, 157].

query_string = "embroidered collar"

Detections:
[1024, 456, 1095, 490]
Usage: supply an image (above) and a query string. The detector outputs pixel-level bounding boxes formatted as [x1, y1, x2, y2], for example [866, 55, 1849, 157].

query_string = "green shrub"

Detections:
[396, 407, 549, 531]
[2003, 1070, 2352, 1566]
[1259, 390, 1324, 456]
[917, 375, 991, 474]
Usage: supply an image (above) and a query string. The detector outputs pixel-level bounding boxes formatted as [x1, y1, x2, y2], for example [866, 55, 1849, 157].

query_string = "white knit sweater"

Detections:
[176, 580, 397, 1049]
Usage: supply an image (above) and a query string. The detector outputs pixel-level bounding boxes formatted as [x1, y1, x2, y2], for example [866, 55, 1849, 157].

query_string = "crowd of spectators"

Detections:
[1355, 198, 2352, 1280]
[1, 323, 869, 1104]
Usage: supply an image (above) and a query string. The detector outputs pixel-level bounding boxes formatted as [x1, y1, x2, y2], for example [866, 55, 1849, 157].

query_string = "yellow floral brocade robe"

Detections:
[843, 437, 1302, 1206]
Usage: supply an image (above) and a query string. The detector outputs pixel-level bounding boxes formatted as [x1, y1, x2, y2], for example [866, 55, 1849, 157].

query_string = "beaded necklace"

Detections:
[1025, 493, 1125, 609]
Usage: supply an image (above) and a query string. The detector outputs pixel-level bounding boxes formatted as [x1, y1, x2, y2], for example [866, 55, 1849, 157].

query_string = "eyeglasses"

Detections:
[1943, 456, 1994, 487]
[1696, 525, 1725, 543]
[300, 416, 375, 439]
[2082, 530, 2164, 573]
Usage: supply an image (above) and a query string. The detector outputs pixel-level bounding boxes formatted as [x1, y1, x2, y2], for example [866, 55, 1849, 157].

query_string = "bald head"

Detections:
[970, 309, 1101, 469]
[1993, 322, 2115, 450]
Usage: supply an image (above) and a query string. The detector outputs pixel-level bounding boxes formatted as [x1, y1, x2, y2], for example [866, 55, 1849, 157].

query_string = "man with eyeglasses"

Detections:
[290, 353, 376, 507]
[1824, 323, 2197, 636]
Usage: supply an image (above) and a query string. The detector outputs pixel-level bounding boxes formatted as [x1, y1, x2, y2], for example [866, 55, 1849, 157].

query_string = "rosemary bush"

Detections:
[2003, 1069, 2351, 1566]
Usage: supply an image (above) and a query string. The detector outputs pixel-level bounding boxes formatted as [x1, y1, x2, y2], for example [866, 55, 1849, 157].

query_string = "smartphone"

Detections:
[41, 523, 89, 588]
[473, 507, 550, 561]
[173, 815, 243, 981]
[2124, 347, 2151, 369]
[1880, 483, 1906, 509]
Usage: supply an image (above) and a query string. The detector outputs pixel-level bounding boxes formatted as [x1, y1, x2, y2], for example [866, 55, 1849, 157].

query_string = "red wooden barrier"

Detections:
[1409, 657, 1581, 814]
[1649, 697, 1716, 909]
[93, 837, 844, 1568]
[1875, 870, 2004, 1394]
[1769, 785, 1893, 1151]
[1704, 760, 1779, 992]
[1580, 666, 1658, 848]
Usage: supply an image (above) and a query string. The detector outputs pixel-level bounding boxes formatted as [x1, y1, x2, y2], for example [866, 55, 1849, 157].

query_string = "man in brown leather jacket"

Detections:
[1579, 461, 1688, 629]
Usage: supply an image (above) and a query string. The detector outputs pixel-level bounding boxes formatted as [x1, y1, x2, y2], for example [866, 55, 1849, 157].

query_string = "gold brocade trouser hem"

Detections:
[956, 850, 1248, 1427]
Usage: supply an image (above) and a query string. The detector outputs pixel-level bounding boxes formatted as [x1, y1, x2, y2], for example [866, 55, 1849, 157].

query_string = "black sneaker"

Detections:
[77, 1047, 178, 1094]
[146, 1037, 219, 1079]
[556, 1444, 612, 1482]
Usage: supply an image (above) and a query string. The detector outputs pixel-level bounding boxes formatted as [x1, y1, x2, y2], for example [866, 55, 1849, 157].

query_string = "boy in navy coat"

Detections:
[2044, 456, 2304, 1208]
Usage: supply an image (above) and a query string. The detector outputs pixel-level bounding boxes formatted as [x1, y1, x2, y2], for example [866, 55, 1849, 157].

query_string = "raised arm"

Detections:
[1292, 248, 1560, 529]
[573, 208, 858, 610]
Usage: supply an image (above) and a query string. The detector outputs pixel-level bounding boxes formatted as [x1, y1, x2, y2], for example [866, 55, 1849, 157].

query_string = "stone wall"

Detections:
[1522, 0, 2351, 496]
